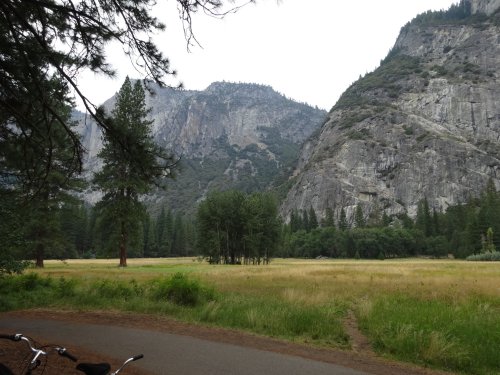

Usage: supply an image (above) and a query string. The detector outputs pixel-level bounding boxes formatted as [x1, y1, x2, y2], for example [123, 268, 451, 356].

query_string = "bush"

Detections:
[0, 259, 31, 276]
[56, 276, 77, 298]
[466, 251, 500, 261]
[17, 273, 52, 290]
[150, 273, 214, 306]
[93, 279, 143, 300]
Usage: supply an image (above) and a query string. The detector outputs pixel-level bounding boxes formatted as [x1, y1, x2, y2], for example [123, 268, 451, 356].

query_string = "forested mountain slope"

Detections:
[281, 0, 500, 224]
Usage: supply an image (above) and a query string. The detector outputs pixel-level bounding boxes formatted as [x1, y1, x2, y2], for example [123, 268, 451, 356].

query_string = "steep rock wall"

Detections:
[281, 3, 500, 224]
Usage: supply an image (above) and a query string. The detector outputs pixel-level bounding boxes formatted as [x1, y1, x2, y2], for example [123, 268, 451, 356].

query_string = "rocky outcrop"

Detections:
[76, 82, 326, 212]
[280, 1, 500, 224]
[472, 0, 500, 14]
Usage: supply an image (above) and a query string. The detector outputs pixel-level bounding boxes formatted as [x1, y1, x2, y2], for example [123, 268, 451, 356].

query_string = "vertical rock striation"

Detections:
[281, 1, 500, 223]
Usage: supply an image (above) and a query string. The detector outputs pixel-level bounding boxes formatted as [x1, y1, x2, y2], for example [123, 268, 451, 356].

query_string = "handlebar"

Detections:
[110, 354, 144, 375]
[0, 334, 21, 341]
[0, 333, 78, 373]
[57, 347, 78, 362]
[2, 333, 141, 375]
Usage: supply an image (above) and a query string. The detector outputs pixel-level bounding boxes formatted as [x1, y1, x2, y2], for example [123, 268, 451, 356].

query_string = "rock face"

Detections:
[77, 82, 326, 212]
[280, 0, 500, 224]
[472, 0, 500, 14]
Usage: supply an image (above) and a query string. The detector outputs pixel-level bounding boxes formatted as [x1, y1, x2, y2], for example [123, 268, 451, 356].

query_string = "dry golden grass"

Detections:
[25, 258, 499, 374]
[37, 258, 500, 304]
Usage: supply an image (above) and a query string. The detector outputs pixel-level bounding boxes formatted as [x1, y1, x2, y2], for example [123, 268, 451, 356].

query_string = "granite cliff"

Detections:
[77, 82, 326, 213]
[280, 0, 500, 224]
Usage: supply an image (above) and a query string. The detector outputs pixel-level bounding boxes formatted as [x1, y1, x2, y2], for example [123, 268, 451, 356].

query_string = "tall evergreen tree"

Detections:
[382, 212, 391, 227]
[477, 179, 500, 249]
[171, 213, 186, 256]
[323, 207, 335, 228]
[308, 207, 318, 231]
[142, 214, 153, 257]
[156, 206, 173, 257]
[338, 207, 349, 231]
[1, 76, 83, 267]
[93, 77, 176, 266]
[0, 189, 28, 274]
[290, 209, 303, 232]
[416, 198, 433, 236]
[354, 205, 366, 228]
[302, 210, 310, 232]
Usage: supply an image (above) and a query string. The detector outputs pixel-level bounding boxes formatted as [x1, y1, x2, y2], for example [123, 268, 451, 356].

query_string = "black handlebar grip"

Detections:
[0, 334, 18, 341]
[58, 348, 78, 362]
[132, 354, 144, 361]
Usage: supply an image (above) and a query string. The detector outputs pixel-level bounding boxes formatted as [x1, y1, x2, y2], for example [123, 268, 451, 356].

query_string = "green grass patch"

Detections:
[357, 294, 500, 374]
[196, 294, 348, 347]
[0, 271, 348, 348]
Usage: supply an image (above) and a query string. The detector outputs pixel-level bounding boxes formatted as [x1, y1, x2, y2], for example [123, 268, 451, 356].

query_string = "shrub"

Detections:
[56, 276, 77, 298]
[17, 273, 52, 290]
[93, 279, 142, 300]
[466, 251, 500, 261]
[150, 273, 215, 306]
[0, 259, 31, 276]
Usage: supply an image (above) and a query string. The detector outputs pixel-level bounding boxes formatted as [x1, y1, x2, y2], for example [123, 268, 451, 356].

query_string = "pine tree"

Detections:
[382, 212, 391, 227]
[483, 227, 496, 253]
[354, 205, 366, 228]
[1, 76, 84, 267]
[93, 77, 176, 266]
[156, 206, 173, 257]
[338, 207, 349, 231]
[142, 214, 152, 257]
[302, 210, 310, 232]
[416, 198, 433, 236]
[323, 207, 335, 228]
[308, 207, 318, 230]
[290, 209, 304, 232]
[478, 179, 500, 249]
[171, 213, 186, 256]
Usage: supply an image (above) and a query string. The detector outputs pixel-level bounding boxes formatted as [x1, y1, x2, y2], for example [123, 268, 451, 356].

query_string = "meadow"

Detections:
[1, 258, 499, 375]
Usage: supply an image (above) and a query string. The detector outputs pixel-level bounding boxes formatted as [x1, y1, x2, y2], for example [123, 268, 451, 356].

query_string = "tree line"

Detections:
[281, 180, 500, 259]
[3, 169, 499, 273]
[44, 203, 197, 261]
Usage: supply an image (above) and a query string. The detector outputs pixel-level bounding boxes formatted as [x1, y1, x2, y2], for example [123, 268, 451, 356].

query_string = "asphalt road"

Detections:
[0, 316, 372, 375]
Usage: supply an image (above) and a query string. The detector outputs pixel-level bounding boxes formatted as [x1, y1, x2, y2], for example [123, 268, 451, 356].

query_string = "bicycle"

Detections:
[0, 333, 77, 374]
[0, 333, 143, 375]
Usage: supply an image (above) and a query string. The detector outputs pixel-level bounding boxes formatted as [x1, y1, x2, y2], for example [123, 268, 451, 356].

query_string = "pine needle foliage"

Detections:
[93, 77, 176, 266]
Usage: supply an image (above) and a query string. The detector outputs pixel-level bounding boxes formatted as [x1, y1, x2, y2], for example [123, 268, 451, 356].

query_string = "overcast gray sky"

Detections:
[76, 0, 457, 111]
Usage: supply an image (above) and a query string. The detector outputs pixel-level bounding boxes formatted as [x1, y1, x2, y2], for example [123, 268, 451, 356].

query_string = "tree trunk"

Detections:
[35, 243, 44, 268]
[119, 220, 128, 267]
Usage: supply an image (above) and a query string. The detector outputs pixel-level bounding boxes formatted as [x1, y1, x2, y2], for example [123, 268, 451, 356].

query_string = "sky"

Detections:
[75, 0, 457, 111]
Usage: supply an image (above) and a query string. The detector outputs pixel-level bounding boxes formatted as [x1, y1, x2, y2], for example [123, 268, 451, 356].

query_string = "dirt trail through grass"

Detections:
[343, 311, 373, 355]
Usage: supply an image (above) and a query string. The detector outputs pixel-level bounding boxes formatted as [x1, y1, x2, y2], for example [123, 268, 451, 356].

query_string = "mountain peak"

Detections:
[205, 81, 278, 98]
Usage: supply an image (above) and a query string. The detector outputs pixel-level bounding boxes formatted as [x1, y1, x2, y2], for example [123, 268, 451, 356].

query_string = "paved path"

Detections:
[0, 316, 371, 375]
